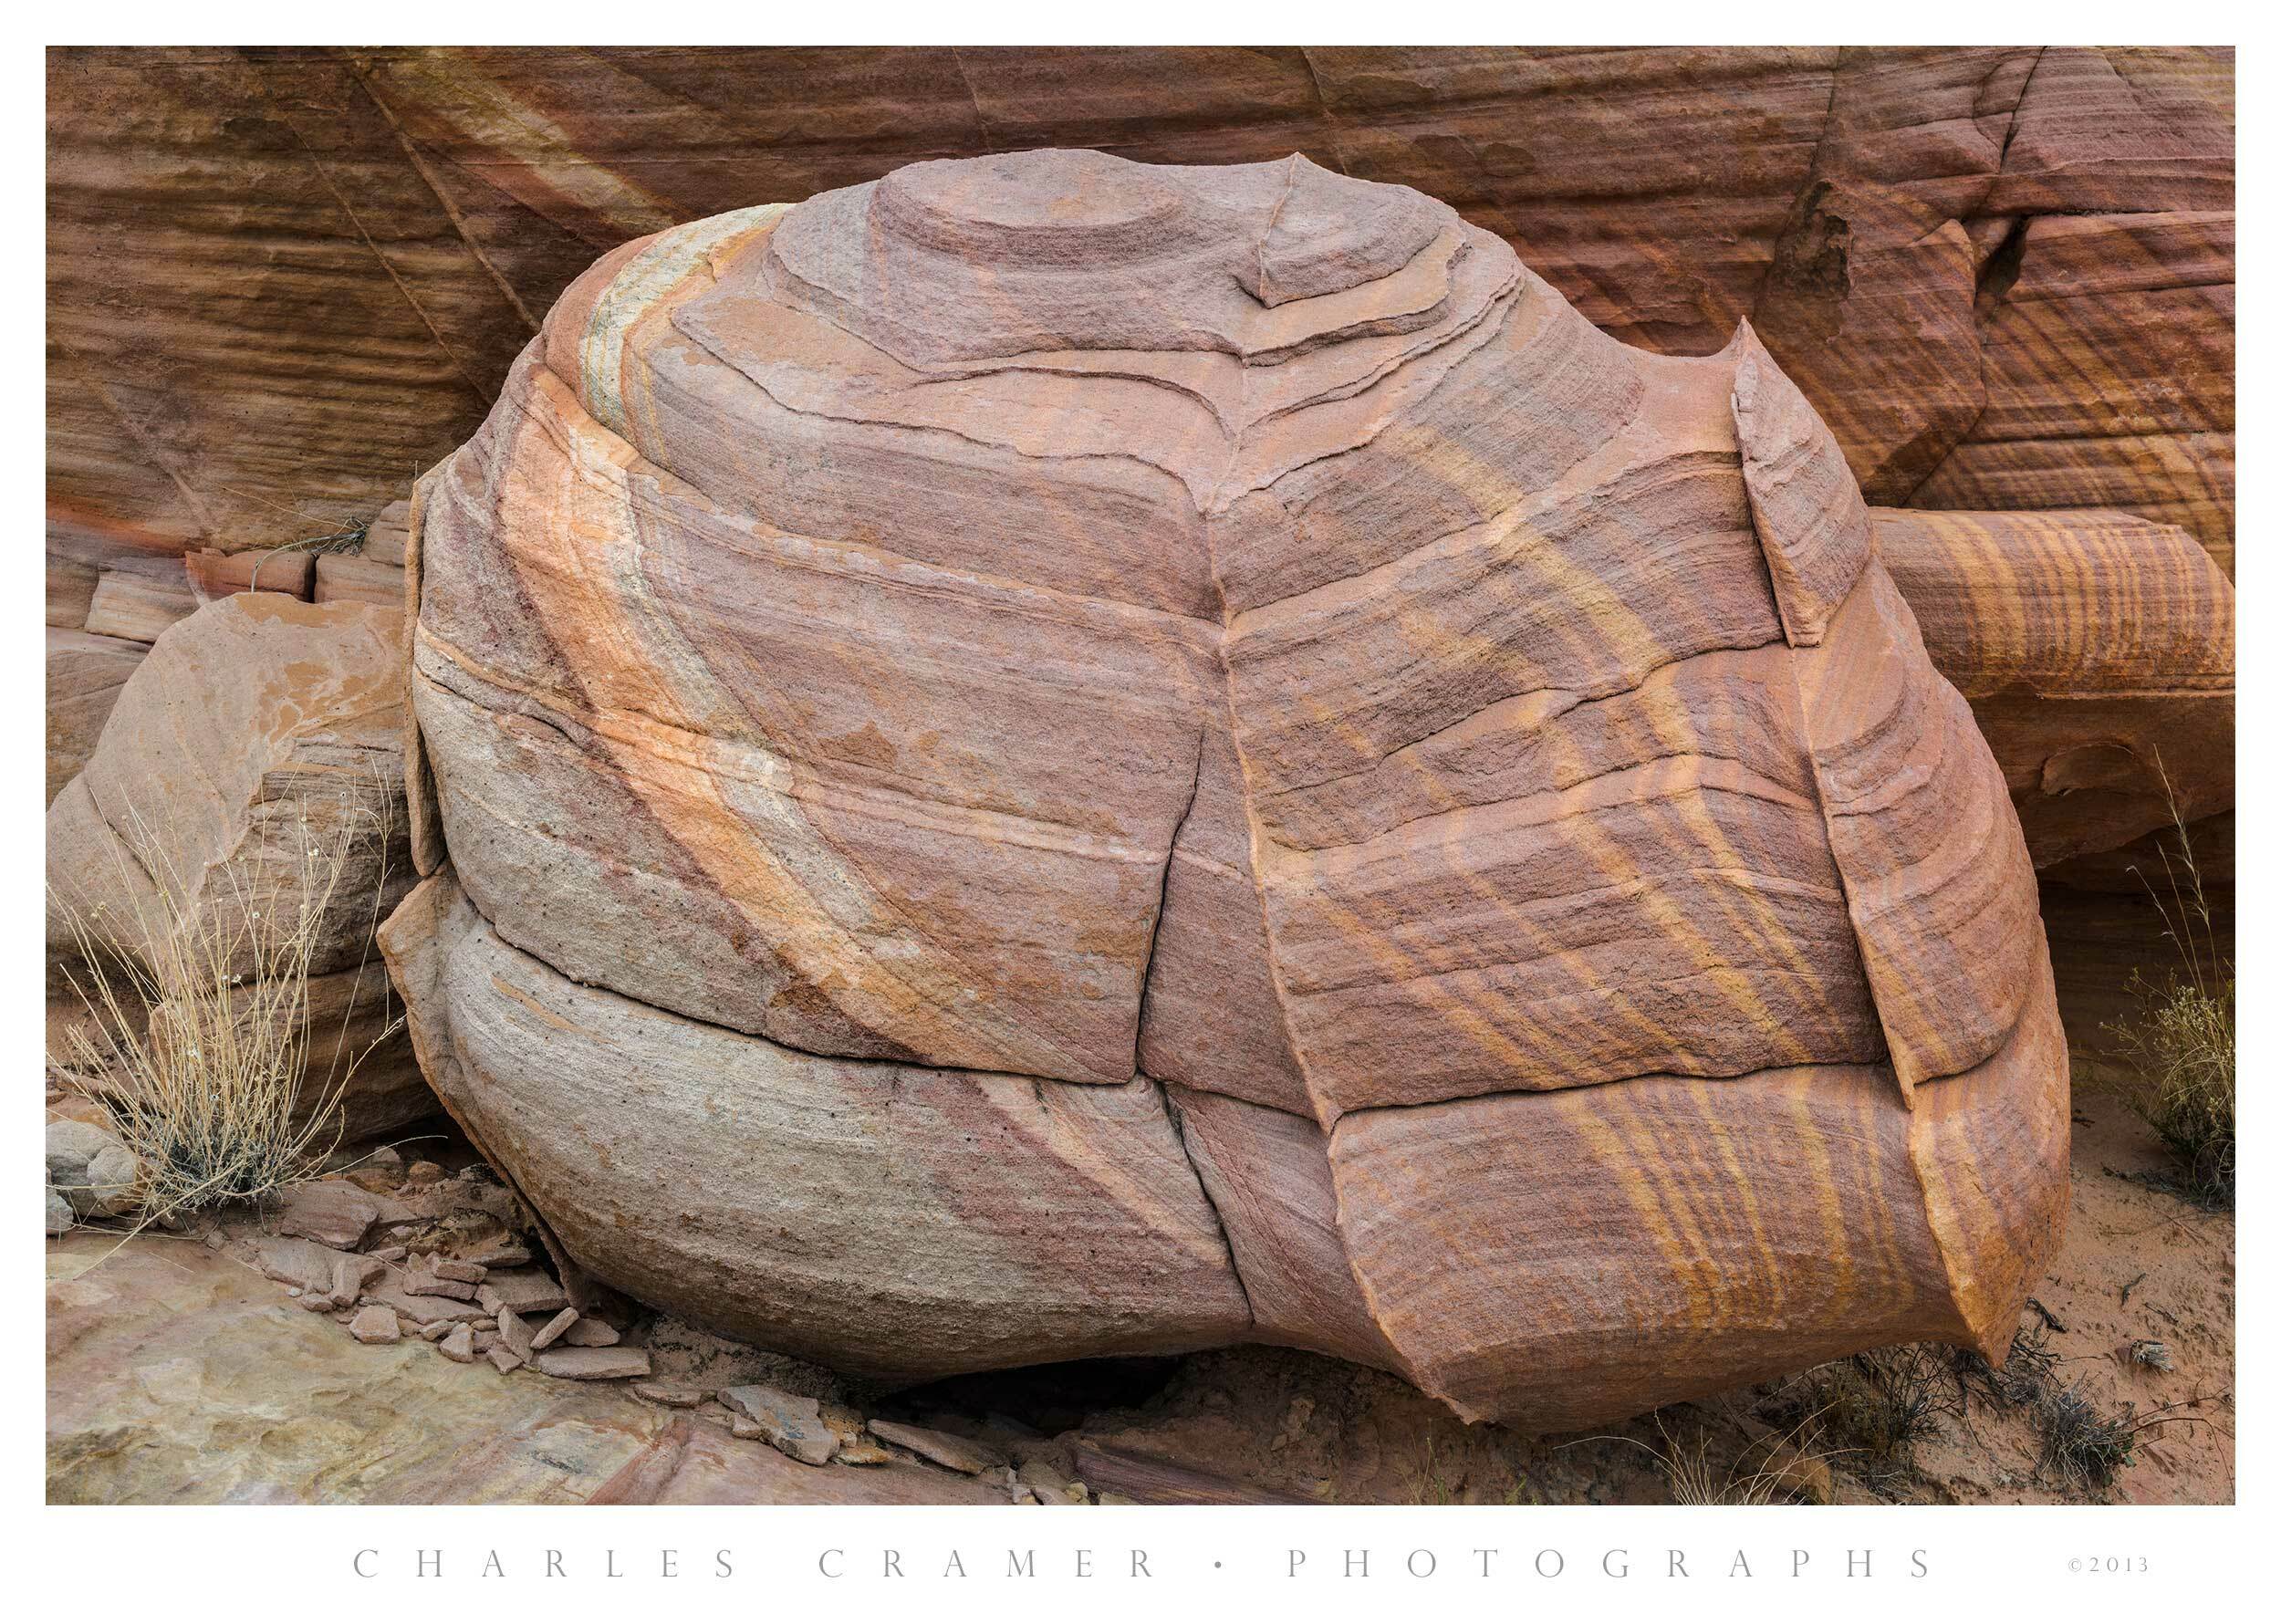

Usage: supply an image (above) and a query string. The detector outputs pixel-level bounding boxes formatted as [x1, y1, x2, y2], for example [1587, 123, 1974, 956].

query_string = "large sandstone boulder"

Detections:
[47, 594, 432, 1139]
[384, 150, 2068, 1430]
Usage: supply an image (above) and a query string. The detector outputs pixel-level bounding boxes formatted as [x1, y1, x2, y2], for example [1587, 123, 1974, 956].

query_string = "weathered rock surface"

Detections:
[45, 630, 145, 807]
[45, 595, 432, 1135]
[45, 49, 2234, 878]
[46, 1119, 139, 1219]
[45, 47, 2233, 566]
[47, 1233, 995, 1504]
[386, 151, 2072, 1430]
[720, 1385, 837, 1466]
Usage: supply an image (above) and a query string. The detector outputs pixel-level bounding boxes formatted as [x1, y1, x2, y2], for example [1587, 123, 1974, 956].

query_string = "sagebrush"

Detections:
[48, 787, 401, 1228]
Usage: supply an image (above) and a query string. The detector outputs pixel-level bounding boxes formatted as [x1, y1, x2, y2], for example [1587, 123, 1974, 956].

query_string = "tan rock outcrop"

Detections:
[47, 594, 431, 1135]
[386, 151, 2070, 1429]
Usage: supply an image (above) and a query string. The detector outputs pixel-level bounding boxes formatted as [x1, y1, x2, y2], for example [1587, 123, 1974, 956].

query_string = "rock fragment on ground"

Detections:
[495, 1306, 534, 1359]
[534, 1347, 651, 1381]
[867, 1421, 1007, 1476]
[255, 1237, 364, 1296]
[272, 1182, 380, 1250]
[474, 1270, 567, 1317]
[529, 1307, 578, 1351]
[347, 1305, 401, 1345]
[438, 1325, 475, 1363]
[720, 1385, 836, 1466]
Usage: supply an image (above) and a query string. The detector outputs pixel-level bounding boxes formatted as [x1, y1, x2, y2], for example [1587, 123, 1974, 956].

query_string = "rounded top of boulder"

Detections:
[759, 147, 1491, 366]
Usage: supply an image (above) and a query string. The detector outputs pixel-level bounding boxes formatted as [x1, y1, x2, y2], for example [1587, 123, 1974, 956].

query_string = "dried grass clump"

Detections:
[1579, 1411, 1835, 1505]
[1758, 1344, 1952, 1491]
[2104, 786, 2234, 1207]
[48, 792, 401, 1229]
[2036, 1383, 2143, 1491]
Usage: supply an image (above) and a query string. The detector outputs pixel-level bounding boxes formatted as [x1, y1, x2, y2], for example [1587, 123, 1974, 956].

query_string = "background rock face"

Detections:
[43, 46, 2236, 880]
[43, 47, 2234, 569]
[388, 150, 2068, 1430]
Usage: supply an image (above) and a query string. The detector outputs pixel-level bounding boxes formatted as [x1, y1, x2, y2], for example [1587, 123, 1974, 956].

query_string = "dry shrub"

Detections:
[1579, 1411, 1835, 1505]
[47, 789, 401, 1228]
[2036, 1383, 2146, 1492]
[1953, 1324, 2060, 1412]
[2102, 773, 2233, 1207]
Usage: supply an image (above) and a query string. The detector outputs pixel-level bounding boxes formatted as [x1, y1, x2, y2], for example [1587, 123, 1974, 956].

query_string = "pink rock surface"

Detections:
[386, 151, 2069, 1429]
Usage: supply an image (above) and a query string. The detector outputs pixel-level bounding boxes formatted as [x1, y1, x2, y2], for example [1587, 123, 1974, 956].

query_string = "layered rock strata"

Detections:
[47, 595, 431, 1137]
[385, 151, 2069, 1428]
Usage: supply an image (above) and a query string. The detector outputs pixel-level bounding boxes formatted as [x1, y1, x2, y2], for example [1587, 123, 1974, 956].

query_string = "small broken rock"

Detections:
[534, 1347, 651, 1380]
[255, 1236, 371, 1296]
[495, 1306, 534, 1359]
[368, 1244, 407, 1264]
[474, 1269, 568, 1317]
[529, 1306, 578, 1351]
[420, 1321, 452, 1343]
[866, 1420, 1007, 1476]
[459, 1239, 533, 1269]
[330, 1254, 380, 1304]
[347, 1306, 401, 1345]
[633, 1384, 707, 1409]
[560, 1317, 620, 1348]
[273, 1181, 380, 1250]
[404, 1161, 446, 1187]
[718, 1386, 838, 1467]
[486, 1344, 524, 1374]
[403, 1272, 478, 1302]
[438, 1325, 476, 1363]
[431, 1257, 487, 1284]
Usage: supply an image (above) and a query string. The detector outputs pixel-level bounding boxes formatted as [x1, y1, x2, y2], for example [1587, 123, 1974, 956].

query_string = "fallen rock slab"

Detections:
[721, 1385, 836, 1467]
[272, 1182, 380, 1251]
[437, 1325, 475, 1363]
[534, 1347, 651, 1381]
[529, 1307, 578, 1351]
[370, 1272, 489, 1327]
[474, 1270, 568, 1317]
[866, 1421, 1007, 1477]
[254, 1237, 364, 1296]
[347, 1305, 401, 1345]
[495, 1307, 533, 1359]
